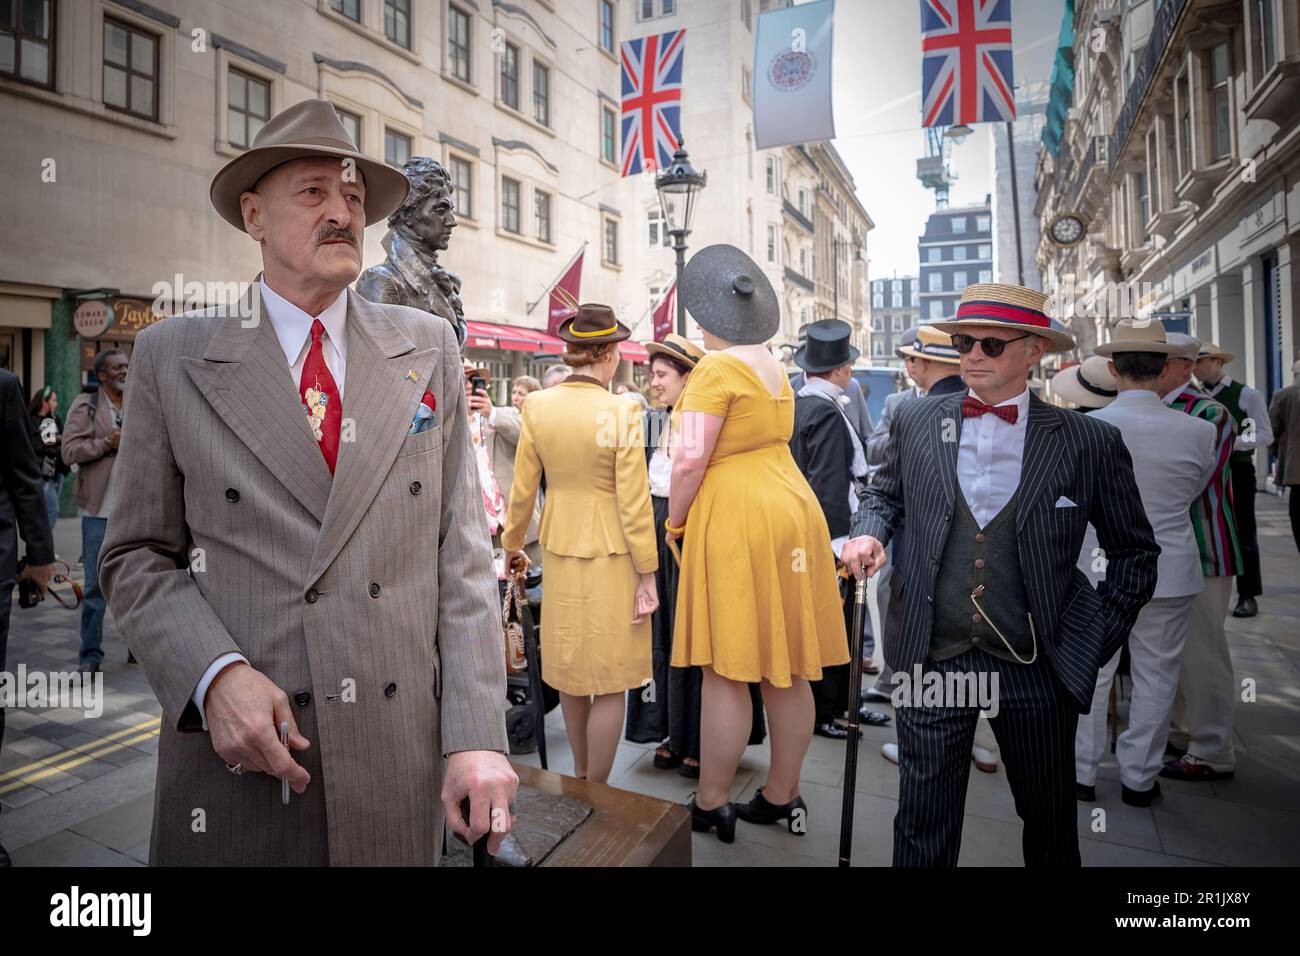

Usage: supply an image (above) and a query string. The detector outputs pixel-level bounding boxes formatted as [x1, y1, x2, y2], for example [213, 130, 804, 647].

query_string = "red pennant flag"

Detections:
[546, 250, 584, 335]
[652, 282, 676, 343]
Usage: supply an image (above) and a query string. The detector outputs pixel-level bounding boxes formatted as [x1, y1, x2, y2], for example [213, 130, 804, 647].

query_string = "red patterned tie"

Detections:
[961, 395, 1018, 425]
[299, 319, 342, 474]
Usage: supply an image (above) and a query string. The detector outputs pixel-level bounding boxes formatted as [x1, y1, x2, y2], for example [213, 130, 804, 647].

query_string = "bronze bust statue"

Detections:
[356, 156, 467, 350]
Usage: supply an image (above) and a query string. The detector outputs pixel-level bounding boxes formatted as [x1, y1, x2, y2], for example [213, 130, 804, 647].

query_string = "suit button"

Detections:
[225, 488, 240, 503]
[294, 691, 311, 707]
[972, 612, 983, 623]
[384, 682, 397, 698]
[975, 533, 985, 543]
[369, 582, 382, 598]
[305, 587, 320, 603]
[974, 558, 985, 569]
[410, 480, 422, 495]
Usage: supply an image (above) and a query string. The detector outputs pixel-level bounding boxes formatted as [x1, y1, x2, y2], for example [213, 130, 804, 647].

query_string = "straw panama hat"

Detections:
[930, 282, 1076, 353]
[1050, 356, 1118, 409]
[1164, 332, 1202, 361]
[897, 325, 961, 364]
[645, 333, 706, 369]
[210, 99, 411, 232]
[1095, 318, 1182, 356]
[1197, 341, 1235, 364]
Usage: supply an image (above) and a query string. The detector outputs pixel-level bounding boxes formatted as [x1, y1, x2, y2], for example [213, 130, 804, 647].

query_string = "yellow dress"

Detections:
[671, 352, 848, 685]
[501, 379, 658, 696]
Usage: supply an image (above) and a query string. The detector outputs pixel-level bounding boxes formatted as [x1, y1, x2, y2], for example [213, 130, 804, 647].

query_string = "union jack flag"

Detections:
[620, 29, 685, 177]
[920, 0, 1016, 127]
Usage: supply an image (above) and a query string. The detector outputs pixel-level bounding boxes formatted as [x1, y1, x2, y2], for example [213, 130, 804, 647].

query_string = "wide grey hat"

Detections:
[680, 244, 779, 346]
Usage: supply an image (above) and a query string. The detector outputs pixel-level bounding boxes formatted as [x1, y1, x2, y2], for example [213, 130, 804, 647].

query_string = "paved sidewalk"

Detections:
[4, 496, 1299, 866]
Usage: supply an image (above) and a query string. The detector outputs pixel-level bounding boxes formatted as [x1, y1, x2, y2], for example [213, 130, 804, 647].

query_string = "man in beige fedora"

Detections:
[99, 99, 517, 865]
[1194, 343, 1272, 618]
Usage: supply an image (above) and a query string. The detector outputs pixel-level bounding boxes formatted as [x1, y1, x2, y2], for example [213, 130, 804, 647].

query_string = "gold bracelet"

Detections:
[664, 518, 686, 535]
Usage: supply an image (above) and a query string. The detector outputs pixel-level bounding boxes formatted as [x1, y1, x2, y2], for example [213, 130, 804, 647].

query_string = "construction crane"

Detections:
[916, 124, 970, 209]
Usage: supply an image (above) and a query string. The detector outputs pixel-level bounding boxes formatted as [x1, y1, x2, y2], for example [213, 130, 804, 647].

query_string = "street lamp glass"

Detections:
[655, 145, 707, 237]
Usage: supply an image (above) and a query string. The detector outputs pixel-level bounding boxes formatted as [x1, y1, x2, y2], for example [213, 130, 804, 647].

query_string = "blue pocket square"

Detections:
[409, 404, 437, 435]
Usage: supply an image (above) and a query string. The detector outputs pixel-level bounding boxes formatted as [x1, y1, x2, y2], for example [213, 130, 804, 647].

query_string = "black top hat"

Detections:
[680, 244, 779, 346]
[556, 303, 632, 344]
[794, 319, 860, 373]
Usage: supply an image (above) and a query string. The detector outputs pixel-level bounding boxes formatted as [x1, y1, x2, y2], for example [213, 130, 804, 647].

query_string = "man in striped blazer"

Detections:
[841, 284, 1159, 867]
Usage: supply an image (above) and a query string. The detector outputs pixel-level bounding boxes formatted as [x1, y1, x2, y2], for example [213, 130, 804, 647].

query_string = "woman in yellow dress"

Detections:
[667, 245, 848, 843]
[502, 304, 659, 784]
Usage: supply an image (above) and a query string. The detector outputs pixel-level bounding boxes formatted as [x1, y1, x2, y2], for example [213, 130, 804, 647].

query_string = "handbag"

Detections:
[502, 574, 528, 673]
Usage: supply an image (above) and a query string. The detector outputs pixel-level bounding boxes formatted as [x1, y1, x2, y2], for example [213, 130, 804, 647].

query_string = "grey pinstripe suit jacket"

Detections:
[99, 285, 508, 865]
[851, 389, 1159, 712]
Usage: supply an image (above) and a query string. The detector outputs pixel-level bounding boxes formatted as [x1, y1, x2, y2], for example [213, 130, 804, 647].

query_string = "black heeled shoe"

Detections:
[734, 787, 808, 835]
[688, 795, 737, 844]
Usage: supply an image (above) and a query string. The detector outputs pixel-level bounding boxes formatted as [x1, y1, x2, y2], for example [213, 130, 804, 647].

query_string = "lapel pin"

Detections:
[405, 369, 419, 383]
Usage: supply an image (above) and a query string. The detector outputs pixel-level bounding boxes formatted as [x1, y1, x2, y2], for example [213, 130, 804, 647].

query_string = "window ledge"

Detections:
[1241, 58, 1300, 124]
[493, 99, 557, 138]
[1145, 206, 1187, 240]
[0, 79, 178, 139]
[598, 46, 618, 65]
[601, 259, 623, 272]
[1176, 160, 1229, 205]
[454, 215, 481, 230]
[318, 4, 422, 64]
[599, 156, 619, 172]
[441, 71, 479, 97]
[495, 226, 553, 250]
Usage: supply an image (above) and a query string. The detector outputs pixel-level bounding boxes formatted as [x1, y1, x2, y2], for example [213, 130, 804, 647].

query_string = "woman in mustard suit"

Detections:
[502, 304, 659, 784]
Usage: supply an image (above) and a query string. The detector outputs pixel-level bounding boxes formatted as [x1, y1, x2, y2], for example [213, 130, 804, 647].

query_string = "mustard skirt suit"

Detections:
[502, 377, 659, 696]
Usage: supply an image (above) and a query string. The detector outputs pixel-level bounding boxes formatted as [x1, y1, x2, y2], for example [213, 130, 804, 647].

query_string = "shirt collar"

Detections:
[1111, 388, 1162, 405]
[802, 376, 845, 402]
[1163, 379, 1194, 405]
[259, 276, 349, 366]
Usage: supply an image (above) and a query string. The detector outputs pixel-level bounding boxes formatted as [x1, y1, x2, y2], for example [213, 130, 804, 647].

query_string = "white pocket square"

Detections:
[1055, 496, 1077, 509]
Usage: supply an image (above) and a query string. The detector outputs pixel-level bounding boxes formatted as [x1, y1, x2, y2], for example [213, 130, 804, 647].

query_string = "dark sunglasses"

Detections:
[951, 332, 1034, 358]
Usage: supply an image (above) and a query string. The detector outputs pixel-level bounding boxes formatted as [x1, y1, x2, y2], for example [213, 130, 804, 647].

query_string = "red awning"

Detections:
[464, 320, 649, 363]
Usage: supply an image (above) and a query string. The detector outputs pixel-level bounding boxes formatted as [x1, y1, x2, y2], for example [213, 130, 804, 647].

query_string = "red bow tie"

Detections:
[961, 395, 1018, 425]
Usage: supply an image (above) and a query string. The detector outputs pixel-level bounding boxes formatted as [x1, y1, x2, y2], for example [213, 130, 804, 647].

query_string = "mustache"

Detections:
[315, 226, 358, 247]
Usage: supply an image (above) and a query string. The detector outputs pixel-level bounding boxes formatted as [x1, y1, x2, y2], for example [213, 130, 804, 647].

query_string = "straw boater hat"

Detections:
[210, 99, 411, 232]
[794, 318, 859, 373]
[1050, 356, 1117, 409]
[1197, 341, 1235, 364]
[1094, 318, 1181, 356]
[893, 325, 921, 359]
[555, 303, 631, 344]
[897, 325, 961, 364]
[680, 244, 780, 346]
[1164, 332, 1202, 361]
[931, 282, 1075, 353]
[645, 332, 706, 369]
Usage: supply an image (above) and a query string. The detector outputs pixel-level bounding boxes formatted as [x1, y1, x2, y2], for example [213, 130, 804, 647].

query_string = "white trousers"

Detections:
[1075, 594, 1196, 791]
[1169, 575, 1237, 770]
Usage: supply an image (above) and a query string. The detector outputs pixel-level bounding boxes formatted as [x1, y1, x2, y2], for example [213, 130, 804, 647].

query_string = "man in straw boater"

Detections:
[1074, 320, 1217, 808]
[841, 283, 1159, 866]
[99, 100, 517, 865]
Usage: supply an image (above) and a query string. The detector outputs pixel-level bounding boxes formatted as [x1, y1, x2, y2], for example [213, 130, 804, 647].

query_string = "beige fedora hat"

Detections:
[1095, 318, 1182, 356]
[930, 282, 1076, 352]
[897, 325, 962, 364]
[1197, 341, 1235, 364]
[210, 99, 411, 232]
[1050, 355, 1117, 409]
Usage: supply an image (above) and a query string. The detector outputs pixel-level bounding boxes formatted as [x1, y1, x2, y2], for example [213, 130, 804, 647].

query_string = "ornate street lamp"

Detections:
[655, 144, 708, 336]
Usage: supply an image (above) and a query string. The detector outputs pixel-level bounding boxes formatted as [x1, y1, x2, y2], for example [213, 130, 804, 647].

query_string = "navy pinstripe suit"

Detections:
[851, 389, 1158, 866]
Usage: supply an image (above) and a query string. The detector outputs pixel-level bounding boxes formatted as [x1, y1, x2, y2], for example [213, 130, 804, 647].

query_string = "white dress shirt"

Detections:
[957, 386, 1031, 528]
[1203, 375, 1274, 452]
[191, 277, 351, 731]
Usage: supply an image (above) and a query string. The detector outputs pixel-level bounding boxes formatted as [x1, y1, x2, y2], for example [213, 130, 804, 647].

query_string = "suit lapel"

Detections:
[1015, 395, 1064, 530]
[307, 291, 439, 584]
[930, 392, 964, 509]
[181, 283, 331, 521]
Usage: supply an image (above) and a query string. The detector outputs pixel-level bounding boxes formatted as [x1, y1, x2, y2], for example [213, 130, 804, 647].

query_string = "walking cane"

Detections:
[838, 563, 877, 868]
[462, 797, 492, 868]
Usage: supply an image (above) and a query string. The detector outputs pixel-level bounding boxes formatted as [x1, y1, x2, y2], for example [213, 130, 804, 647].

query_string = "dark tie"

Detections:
[961, 395, 1018, 425]
[299, 319, 342, 474]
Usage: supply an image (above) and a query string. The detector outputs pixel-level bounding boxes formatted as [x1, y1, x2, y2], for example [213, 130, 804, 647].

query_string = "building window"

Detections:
[872, 293, 883, 309]
[638, 0, 653, 19]
[927, 247, 942, 263]
[1136, 171, 1150, 242]
[603, 217, 620, 265]
[449, 155, 472, 219]
[767, 224, 777, 262]
[766, 156, 777, 194]
[601, 105, 617, 164]
[384, 0, 410, 49]
[871, 315, 883, 331]
[1176, 71, 1192, 177]
[741, 65, 751, 104]
[891, 279, 901, 292]
[330, 0, 360, 22]
[384, 128, 411, 167]
[951, 217, 966, 234]
[891, 315, 904, 332]
[977, 243, 991, 259]
[535, 189, 552, 242]
[1, 0, 54, 87]
[501, 177, 521, 233]
[500, 41, 519, 109]
[891, 292, 902, 307]
[1251, 0, 1278, 83]
[533, 61, 551, 125]
[928, 300, 943, 319]
[663, 0, 675, 13]
[928, 272, 943, 292]
[599, 0, 615, 53]
[335, 106, 361, 148]
[953, 270, 967, 291]
[1208, 42, 1232, 161]
[910, 288, 919, 306]
[976, 215, 990, 231]
[742, 0, 753, 31]
[449, 5, 471, 82]
[227, 69, 270, 149]
[872, 340, 884, 357]
[978, 269, 991, 283]
[103, 18, 158, 121]
[798, 189, 808, 216]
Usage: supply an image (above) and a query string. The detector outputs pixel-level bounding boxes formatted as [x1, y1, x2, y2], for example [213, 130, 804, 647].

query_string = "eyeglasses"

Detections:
[950, 332, 1034, 358]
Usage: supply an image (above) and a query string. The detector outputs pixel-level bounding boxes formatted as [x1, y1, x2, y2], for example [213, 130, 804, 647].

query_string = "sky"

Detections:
[817, 0, 1067, 279]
